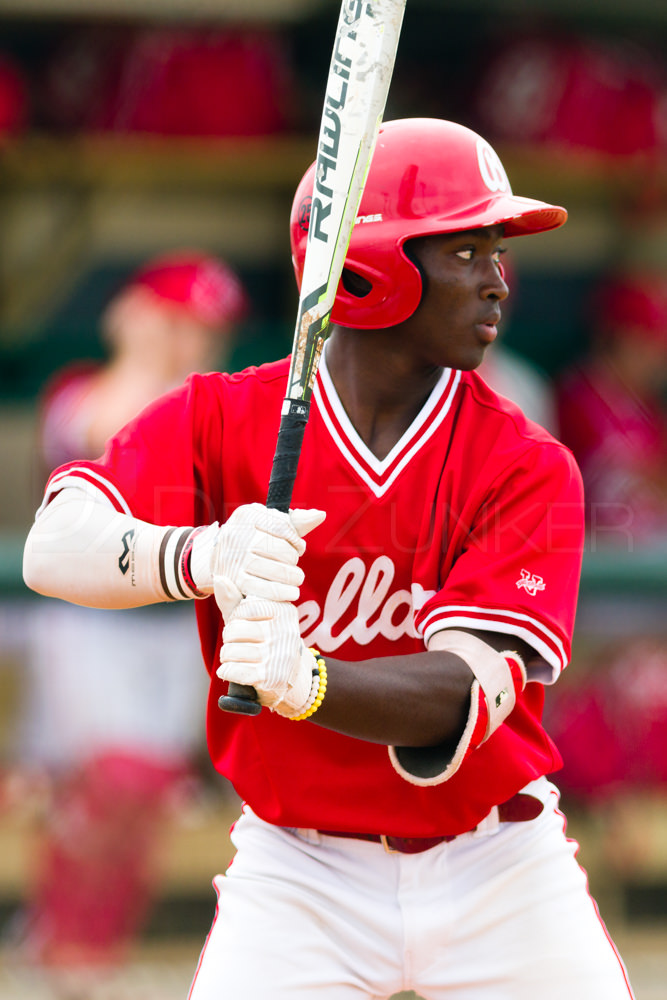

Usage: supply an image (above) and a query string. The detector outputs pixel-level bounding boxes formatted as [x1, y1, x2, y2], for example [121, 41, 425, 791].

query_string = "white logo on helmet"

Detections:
[476, 138, 510, 194]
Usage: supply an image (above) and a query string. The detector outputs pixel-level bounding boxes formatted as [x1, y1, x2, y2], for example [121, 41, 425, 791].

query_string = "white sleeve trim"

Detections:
[39, 467, 133, 517]
[420, 608, 564, 683]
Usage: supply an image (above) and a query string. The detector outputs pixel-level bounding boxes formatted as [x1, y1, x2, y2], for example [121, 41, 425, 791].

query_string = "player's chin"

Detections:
[452, 344, 489, 371]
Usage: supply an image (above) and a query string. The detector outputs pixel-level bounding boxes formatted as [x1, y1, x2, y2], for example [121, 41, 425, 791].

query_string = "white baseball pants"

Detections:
[188, 778, 634, 1000]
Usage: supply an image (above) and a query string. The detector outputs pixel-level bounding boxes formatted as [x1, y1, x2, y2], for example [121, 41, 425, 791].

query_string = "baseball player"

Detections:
[23, 119, 634, 999]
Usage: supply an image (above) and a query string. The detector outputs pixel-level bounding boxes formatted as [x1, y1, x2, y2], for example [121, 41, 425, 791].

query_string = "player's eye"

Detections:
[493, 247, 508, 264]
[455, 248, 475, 261]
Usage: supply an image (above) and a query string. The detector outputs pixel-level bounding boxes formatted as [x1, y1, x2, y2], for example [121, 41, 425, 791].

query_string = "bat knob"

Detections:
[219, 683, 262, 716]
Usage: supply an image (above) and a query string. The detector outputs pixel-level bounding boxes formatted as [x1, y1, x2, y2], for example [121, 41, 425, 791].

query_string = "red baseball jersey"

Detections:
[43, 352, 584, 837]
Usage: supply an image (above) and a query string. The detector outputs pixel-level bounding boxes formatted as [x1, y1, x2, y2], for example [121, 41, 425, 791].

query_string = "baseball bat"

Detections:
[219, 0, 406, 715]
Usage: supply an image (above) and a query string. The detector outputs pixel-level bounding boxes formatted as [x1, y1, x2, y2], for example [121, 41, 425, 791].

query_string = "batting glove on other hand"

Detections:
[218, 596, 318, 718]
[189, 504, 325, 621]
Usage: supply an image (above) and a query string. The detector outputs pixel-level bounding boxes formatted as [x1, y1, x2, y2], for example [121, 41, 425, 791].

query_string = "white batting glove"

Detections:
[189, 504, 325, 621]
[218, 597, 318, 718]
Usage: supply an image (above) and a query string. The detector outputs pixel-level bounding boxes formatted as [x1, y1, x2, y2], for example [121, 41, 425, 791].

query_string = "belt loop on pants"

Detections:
[318, 791, 544, 855]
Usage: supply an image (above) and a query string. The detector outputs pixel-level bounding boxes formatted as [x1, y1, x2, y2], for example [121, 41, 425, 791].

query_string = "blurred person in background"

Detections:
[548, 269, 667, 886]
[557, 270, 667, 549]
[477, 254, 558, 434]
[546, 635, 667, 876]
[9, 251, 248, 992]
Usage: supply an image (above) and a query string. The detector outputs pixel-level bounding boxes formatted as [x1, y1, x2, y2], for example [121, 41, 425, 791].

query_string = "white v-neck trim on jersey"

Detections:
[314, 346, 461, 498]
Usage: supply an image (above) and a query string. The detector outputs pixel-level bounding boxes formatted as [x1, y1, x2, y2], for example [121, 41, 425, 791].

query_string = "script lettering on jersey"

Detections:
[310, 1, 363, 244]
[298, 555, 436, 651]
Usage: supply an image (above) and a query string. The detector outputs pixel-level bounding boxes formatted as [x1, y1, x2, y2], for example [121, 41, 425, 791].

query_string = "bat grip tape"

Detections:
[266, 403, 310, 513]
[219, 402, 310, 716]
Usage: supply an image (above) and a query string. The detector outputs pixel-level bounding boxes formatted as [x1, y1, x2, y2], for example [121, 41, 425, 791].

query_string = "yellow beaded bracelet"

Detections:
[290, 648, 327, 721]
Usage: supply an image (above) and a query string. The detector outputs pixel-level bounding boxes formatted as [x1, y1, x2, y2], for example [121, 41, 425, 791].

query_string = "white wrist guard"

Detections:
[389, 630, 526, 786]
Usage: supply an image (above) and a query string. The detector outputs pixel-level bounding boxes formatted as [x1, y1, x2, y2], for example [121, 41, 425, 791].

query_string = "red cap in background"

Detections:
[594, 273, 667, 344]
[129, 251, 249, 330]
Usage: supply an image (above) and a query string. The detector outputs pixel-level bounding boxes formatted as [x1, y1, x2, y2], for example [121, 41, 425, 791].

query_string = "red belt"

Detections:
[318, 792, 544, 855]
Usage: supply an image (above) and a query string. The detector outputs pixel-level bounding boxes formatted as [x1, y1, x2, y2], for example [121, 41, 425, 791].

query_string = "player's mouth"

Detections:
[475, 314, 500, 345]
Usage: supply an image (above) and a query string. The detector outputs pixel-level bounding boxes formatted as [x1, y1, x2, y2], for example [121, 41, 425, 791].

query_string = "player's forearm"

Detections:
[313, 650, 474, 747]
[23, 487, 195, 609]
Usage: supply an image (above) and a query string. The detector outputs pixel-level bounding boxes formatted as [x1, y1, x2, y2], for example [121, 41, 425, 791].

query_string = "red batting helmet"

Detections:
[290, 118, 567, 329]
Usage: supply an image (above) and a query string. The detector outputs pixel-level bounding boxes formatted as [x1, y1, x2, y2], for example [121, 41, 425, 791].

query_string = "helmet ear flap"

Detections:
[331, 246, 423, 329]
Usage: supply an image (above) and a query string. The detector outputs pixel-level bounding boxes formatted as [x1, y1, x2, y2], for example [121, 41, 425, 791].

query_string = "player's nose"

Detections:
[481, 260, 509, 301]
